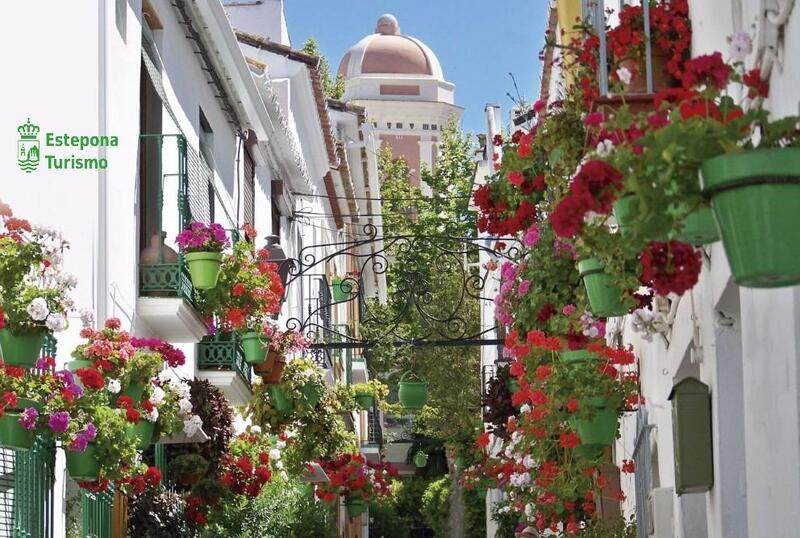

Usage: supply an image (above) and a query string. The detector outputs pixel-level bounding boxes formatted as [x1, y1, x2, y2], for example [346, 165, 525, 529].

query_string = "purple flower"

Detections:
[35, 357, 52, 370]
[55, 369, 75, 385]
[68, 423, 97, 452]
[175, 222, 230, 252]
[518, 280, 531, 295]
[48, 411, 70, 433]
[18, 408, 39, 430]
[522, 224, 540, 247]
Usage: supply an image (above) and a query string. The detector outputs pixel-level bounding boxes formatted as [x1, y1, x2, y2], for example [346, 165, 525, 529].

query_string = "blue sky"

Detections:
[284, 0, 548, 135]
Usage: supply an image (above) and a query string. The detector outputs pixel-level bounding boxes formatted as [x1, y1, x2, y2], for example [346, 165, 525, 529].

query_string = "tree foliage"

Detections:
[301, 37, 345, 100]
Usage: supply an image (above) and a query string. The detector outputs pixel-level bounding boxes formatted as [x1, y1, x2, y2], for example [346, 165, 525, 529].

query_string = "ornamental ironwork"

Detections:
[279, 224, 518, 350]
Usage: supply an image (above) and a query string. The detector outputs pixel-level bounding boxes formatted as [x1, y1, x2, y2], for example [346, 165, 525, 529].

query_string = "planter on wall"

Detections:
[127, 420, 155, 450]
[701, 148, 800, 287]
[397, 372, 429, 410]
[183, 251, 223, 290]
[0, 328, 47, 368]
[0, 412, 35, 450]
[345, 496, 367, 518]
[578, 258, 628, 317]
[559, 349, 599, 364]
[256, 354, 287, 384]
[672, 206, 719, 246]
[65, 444, 101, 481]
[330, 277, 352, 302]
[240, 332, 267, 365]
[354, 393, 375, 410]
[568, 397, 618, 446]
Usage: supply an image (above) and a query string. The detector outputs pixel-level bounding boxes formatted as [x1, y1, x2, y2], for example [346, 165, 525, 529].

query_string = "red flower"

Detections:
[76, 368, 105, 391]
[259, 452, 270, 465]
[3, 391, 18, 409]
[492, 134, 503, 146]
[224, 308, 246, 329]
[621, 459, 636, 474]
[559, 431, 581, 449]
[534, 365, 552, 382]
[743, 68, 769, 98]
[681, 53, 732, 90]
[232, 282, 247, 297]
[104, 318, 121, 330]
[506, 170, 525, 187]
[236, 456, 253, 475]
[255, 466, 272, 482]
[640, 240, 701, 296]
[5, 367, 25, 379]
[530, 390, 548, 406]
[536, 303, 557, 324]
[0, 308, 5, 330]
[145, 466, 162, 486]
[565, 398, 580, 413]
[475, 432, 491, 449]
[116, 395, 134, 409]
[550, 195, 589, 238]
[125, 408, 141, 424]
[141, 400, 155, 413]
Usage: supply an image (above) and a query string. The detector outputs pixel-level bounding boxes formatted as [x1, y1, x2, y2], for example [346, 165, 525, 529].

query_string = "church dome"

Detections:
[338, 15, 444, 80]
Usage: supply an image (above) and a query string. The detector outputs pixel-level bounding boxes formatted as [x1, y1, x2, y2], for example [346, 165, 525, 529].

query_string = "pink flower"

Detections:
[518, 280, 531, 295]
[562, 304, 576, 316]
[522, 224, 540, 248]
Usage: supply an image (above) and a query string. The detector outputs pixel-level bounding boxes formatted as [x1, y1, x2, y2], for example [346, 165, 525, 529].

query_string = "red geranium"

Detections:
[640, 240, 701, 296]
[75, 368, 105, 391]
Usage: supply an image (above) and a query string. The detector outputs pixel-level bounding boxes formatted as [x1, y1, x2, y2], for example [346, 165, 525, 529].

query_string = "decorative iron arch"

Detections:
[278, 224, 518, 350]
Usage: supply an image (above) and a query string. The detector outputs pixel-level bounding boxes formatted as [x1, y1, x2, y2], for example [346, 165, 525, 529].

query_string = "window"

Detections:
[395, 123, 403, 129]
[431, 124, 438, 130]
[422, 124, 429, 130]
[199, 109, 214, 167]
[271, 198, 281, 238]
[243, 147, 255, 227]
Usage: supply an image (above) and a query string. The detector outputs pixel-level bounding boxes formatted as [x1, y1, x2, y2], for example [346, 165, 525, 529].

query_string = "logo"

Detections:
[17, 118, 40, 173]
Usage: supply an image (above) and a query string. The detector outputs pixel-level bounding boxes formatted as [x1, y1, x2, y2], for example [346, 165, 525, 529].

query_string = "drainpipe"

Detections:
[96, 0, 109, 325]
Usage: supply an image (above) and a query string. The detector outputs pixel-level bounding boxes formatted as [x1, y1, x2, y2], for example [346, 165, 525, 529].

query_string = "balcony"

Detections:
[195, 333, 253, 406]
[137, 134, 207, 342]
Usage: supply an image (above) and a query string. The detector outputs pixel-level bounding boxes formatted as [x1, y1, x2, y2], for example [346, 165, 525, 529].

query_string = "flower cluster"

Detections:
[640, 240, 702, 296]
[260, 323, 310, 357]
[198, 240, 284, 332]
[314, 453, 397, 502]
[551, 160, 624, 238]
[175, 222, 229, 253]
[0, 203, 76, 334]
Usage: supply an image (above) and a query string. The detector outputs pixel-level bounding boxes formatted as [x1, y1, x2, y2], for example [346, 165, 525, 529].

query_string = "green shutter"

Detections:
[669, 377, 714, 494]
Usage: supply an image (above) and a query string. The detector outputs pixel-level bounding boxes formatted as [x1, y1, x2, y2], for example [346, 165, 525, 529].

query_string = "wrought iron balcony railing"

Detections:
[196, 333, 252, 388]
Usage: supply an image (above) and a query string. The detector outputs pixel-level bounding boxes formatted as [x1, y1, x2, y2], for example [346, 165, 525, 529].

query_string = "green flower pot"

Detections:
[578, 258, 628, 317]
[66, 443, 101, 481]
[506, 378, 520, 393]
[559, 349, 598, 364]
[573, 444, 605, 460]
[701, 148, 800, 287]
[345, 496, 367, 518]
[269, 385, 294, 413]
[612, 195, 636, 234]
[116, 382, 145, 407]
[672, 206, 719, 246]
[302, 382, 321, 407]
[354, 393, 375, 410]
[331, 277, 352, 302]
[67, 359, 93, 372]
[0, 329, 47, 368]
[0, 412, 35, 450]
[454, 455, 465, 468]
[414, 451, 429, 468]
[127, 420, 155, 450]
[569, 398, 619, 446]
[240, 332, 267, 365]
[397, 372, 429, 410]
[184, 251, 223, 290]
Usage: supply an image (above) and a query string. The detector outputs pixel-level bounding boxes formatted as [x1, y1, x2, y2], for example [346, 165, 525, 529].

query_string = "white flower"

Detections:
[26, 298, 49, 321]
[616, 66, 633, 85]
[595, 139, 614, 157]
[519, 404, 531, 414]
[183, 415, 203, 437]
[279, 471, 289, 481]
[178, 398, 193, 417]
[45, 313, 67, 332]
[150, 386, 165, 405]
[175, 381, 191, 399]
[728, 31, 753, 62]
[276, 439, 287, 449]
[269, 448, 281, 460]
[522, 455, 535, 469]
[275, 460, 284, 470]
[157, 370, 172, 383]
[146, 408, 159, 422]
[250, 425, 262, 434]
[509, 472, 531, 487]
[524, 503, 535, 517]
[107, 379, 121, 394]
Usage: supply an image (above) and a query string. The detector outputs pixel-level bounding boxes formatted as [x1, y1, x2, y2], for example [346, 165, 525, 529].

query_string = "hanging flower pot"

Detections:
[65, 443, 101, 481]
[345, 496, 367, 518]
[701, 148, 800, 287]
[240, 332, 267, 365]
[259, 355, 287, 384]
[559, 349, 598, 364]
[397, 372, 429, 410]
[183, 252, 223, 290]
[354, 393, 375, 410]
[0, 412, 35, 450]
[454, 454, 465, 469]
[301, 382, 321, 407]
[114, 382, 145, 408]
[126, 420, 155, 450]
[612, 195, 636, 235]
[330, 277, 352, 302]
[672, 206, 719, 246]
[414, 450, 429, 468]
[578, 258, 628, 317]
[268, 385, 294, 413]
[573, 444, 605, 460]
[568, 397, 619, 446]
[505, 377, 520, 393]
[0, 328, 47, 368]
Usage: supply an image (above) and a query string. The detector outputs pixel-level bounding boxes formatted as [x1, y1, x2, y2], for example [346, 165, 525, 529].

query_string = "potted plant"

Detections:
[351, 379, 388, 411]
[0, 207, 74, 367]
[169, 453, 210, 486]
[253, 324, 309, 383]
[0, 359, 65, 449]
[397, 371, 429, 410]
[330, 271, 359, 302]
[314, 453, 396, 518]
[175, 222, 230, 290]
[414, 450, 429, 468]
[196, 239, 284, 364]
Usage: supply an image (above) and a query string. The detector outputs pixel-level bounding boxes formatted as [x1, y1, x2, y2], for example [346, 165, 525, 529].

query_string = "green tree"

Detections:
[302, 37, 345, 100]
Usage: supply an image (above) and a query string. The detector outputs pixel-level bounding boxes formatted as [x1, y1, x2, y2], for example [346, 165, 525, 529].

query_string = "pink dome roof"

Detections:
[338, 15, 444, 80]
